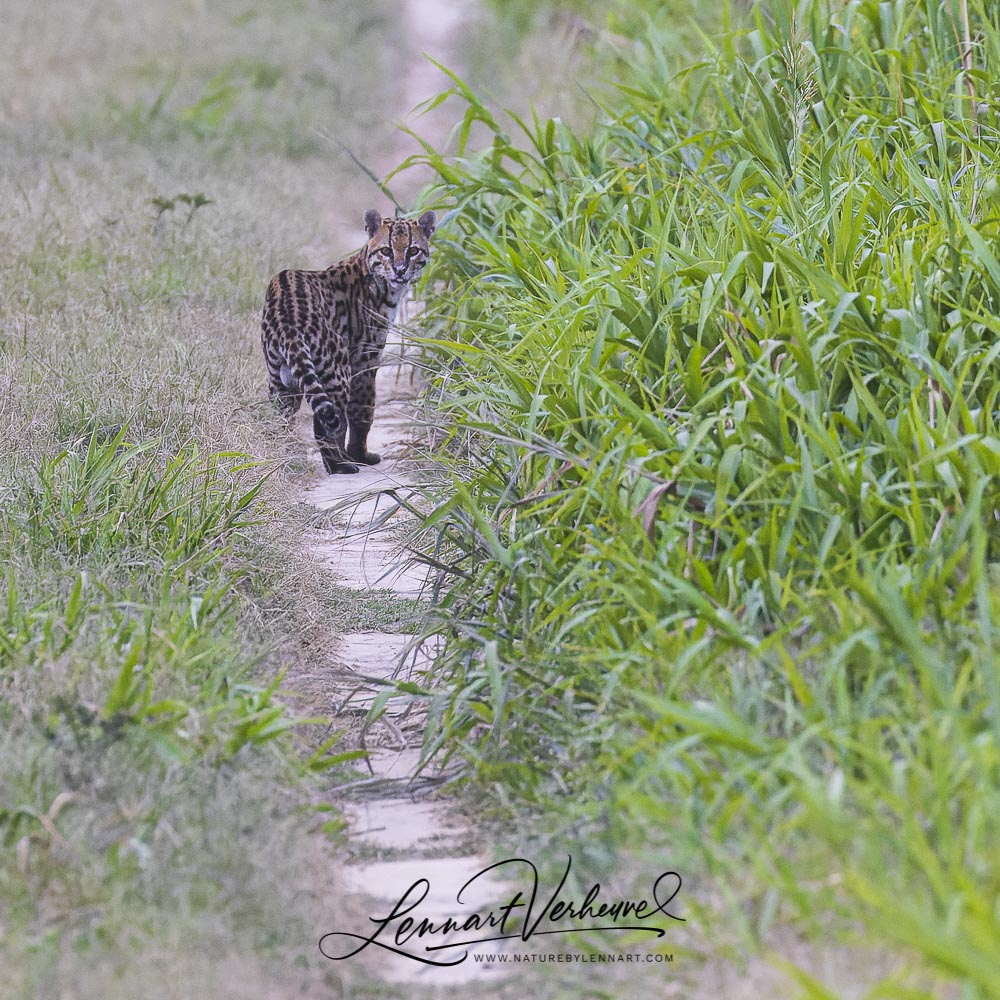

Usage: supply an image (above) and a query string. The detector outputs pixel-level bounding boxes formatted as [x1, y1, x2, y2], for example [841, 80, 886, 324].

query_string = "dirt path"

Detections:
[296, 0, 508, 988]
[303, 354, 507, 988]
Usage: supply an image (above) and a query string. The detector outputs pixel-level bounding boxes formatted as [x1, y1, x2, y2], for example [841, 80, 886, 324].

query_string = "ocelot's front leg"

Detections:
[346, 345, 383, 466]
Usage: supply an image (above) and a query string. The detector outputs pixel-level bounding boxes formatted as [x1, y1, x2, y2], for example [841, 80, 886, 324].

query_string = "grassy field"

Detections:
[407, 0, 1000, 995]
[0, 1, 414, 995]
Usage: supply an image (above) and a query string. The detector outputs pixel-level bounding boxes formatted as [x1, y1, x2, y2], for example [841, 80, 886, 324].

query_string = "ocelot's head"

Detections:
[363, 209, 436, 288]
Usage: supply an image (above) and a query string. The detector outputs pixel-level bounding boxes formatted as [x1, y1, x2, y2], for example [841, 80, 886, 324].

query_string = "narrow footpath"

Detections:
[295, 0, 508, 989]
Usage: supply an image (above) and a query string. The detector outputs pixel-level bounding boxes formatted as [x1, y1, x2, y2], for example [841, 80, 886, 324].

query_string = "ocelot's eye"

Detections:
[379, 247, 393, 256]
[406, 247, 424, 259]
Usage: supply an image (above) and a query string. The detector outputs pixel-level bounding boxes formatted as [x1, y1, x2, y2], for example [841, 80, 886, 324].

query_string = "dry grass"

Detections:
[0, 1, 415, 996]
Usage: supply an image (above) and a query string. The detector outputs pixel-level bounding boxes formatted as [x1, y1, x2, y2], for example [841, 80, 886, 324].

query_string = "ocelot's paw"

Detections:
[348, 447, 381, 466]
[319, 449, 359, 475]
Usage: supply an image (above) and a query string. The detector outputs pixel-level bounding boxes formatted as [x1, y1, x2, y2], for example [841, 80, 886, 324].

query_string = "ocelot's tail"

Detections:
[285, 345, 338, 427]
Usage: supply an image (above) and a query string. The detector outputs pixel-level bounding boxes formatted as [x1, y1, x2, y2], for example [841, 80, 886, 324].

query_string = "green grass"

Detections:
[0, 429, 335, 996]
[10, 0, 997, 994]
[0, 0, 408, 995]
[403, 1, 1000, 995]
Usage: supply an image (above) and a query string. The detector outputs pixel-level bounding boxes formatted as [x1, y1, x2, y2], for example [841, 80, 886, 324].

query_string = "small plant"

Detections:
[150, 192, 214, 228]
[19, 426, 270, 570]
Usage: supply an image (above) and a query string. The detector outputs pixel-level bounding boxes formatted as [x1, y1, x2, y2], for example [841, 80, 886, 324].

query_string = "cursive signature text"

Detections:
[318, 855, 684, 967]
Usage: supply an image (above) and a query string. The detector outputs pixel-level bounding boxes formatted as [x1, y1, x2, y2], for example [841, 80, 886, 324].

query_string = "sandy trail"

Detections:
[296, 0, 509, 987]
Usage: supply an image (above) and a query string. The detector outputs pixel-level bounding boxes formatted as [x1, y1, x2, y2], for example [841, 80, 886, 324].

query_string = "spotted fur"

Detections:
[261, 209, 436, 474]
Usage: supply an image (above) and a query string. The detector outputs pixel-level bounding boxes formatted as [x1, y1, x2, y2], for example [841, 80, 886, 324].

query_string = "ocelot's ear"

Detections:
[417, 210, 437, 239]
[364, 209, 382, 238]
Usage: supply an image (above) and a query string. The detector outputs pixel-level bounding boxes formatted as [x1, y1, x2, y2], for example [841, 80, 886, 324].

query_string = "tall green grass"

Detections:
[406, 0, 1000, 992]
[0, 428, 343, 993]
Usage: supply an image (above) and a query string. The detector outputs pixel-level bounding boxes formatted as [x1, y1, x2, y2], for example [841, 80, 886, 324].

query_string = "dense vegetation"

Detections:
[410, 0, 1000, 993]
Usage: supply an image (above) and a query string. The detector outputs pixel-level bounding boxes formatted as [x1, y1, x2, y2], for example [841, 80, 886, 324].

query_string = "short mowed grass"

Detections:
[0, 1, 408, 996]
[408, 0, 1000, 995]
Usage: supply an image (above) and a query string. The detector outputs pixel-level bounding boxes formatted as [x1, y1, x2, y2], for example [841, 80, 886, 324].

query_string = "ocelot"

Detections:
[260, 209, 436, 474]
